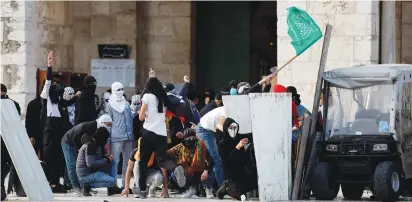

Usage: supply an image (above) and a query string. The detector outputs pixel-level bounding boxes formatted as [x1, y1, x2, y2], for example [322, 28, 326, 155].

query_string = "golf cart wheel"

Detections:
[311, 162, 339, 200]
[373, 161, 401, 202]
[341, 184, 364, 200]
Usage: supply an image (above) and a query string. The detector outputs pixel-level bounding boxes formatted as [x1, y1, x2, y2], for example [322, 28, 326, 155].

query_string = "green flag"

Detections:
[287, 6, 323, 56]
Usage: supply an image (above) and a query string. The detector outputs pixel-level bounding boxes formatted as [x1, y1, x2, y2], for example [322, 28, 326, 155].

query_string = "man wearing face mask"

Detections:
[98, 92, 111, 117]
[75, 75, 98, 125]
[216, 118, 258, 201]
[76, 127, 117, 196]
[61, 114, 113, 196]
[167, 128, 216, 199]
[107, 82, 134, 190]
[40, 51, 68, 193]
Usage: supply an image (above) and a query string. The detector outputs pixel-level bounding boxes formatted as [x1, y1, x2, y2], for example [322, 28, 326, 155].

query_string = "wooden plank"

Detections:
[222, 95, 252, 134]
[302, 24, 333, 198]
[292, 116, 312, 200]
[249, 93, 292, 201]
[0, 99, 53, 201]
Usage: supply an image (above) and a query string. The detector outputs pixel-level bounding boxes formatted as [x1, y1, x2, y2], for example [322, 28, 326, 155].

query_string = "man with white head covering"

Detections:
[107, 82, 135, 190]
[98, 91, 111, 117]
[61, 114, 115, 196]
[61, 87, 77, 129]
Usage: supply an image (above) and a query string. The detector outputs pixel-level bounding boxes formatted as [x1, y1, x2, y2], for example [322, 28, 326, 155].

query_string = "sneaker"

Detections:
[90, 189, 98, 194]
[173, 166, 186, 188]
[51, 184, 68, 193]
[135, 189, 148, 199]
[107, 186, 122, 196]
[82, 184, 92, 197]
[206, 187, 214, 199]
[182, 187, 196, 198]
[148, 188, 156, 198]
[72, 188, 82, 197]
[216, 180, 229, 199]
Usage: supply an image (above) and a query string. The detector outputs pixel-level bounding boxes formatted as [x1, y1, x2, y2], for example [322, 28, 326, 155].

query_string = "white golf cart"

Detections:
[311, 64, 412, 201]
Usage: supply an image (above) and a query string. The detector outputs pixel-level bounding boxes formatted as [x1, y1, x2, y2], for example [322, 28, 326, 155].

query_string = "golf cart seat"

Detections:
[355, 109, 381, 119]
[351, 109, 380, 134]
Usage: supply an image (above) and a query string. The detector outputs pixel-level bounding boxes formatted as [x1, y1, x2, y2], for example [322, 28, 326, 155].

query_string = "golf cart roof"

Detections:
[323, 64, 412, 89]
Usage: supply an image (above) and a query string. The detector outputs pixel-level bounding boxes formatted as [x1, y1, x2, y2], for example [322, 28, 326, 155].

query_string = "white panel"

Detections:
[249, 93, 292, 201]
[0, 99, 54, 201]
[222, 95, 252, 134]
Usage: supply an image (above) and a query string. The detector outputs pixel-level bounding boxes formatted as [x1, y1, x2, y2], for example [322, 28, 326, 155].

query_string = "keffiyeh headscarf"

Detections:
[63, 87, 75, 101]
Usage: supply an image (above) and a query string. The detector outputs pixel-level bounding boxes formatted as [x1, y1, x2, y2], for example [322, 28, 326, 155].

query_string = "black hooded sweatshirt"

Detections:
[76, 127, 110, 179]
[75, 76, 97, 125]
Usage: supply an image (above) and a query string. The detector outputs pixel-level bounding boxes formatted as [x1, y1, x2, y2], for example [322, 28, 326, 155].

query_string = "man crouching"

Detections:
[76, 127, 116, 196]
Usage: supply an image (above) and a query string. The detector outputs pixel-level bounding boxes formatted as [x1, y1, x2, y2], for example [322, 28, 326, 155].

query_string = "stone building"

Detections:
[1, 1, 411, 117]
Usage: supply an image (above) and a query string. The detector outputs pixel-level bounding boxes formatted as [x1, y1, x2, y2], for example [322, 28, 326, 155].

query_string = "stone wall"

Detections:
[400, 1, 412, 63]
[136, 1, 192, 88]
[1, 0, 37, 118]
[35, 1, 73, 71]
[277, 1, 380, 110]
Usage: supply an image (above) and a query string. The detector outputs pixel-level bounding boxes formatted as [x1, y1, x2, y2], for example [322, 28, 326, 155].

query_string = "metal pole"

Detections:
[300, 24, 333, 198]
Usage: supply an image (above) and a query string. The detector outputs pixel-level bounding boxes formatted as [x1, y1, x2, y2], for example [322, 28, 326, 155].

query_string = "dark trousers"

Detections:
[43, 117, 65, 185]
[138, 129, 176, 190]
[1, 152, 11, 191]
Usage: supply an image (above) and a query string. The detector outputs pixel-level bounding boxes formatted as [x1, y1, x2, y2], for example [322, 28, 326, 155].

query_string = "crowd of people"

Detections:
[1, 51, 312, 201]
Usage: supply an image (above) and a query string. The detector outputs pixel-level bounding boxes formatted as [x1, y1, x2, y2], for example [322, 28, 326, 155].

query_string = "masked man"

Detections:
[167, 128, 216, 199]
[76, 127, 117, 196]
[40, 52, 67, 193]
[216, 118, 258, 201]
[76, 75, 98, 124]
[61, 115, 113, 195]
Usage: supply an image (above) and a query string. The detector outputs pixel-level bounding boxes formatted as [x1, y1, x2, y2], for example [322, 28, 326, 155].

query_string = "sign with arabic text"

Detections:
[98, 44, 129, 59]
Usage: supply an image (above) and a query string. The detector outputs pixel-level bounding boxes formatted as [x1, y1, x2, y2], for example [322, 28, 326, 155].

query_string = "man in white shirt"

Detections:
[40, 51, 67, 193]
[196, 106, 226, 186]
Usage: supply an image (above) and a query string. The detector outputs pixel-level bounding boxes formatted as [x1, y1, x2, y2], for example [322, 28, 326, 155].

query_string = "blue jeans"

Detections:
[79, 172, 116, 188]
[196, 126, 224, 185]
[110, 140, 133, 187]
[61, 143, 80, 189]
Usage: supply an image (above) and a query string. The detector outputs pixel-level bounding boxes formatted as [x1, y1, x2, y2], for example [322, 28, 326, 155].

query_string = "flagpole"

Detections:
[271, 55, 298, 76]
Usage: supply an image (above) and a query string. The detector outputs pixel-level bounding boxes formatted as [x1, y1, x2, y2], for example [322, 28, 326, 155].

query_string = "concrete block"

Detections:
[290, 62, 320, 85]
[116, 12, 137, 40]
[144, 42, 163, 61]
[91, 15, 115, 38]
[249, 93, 292, 201]
[402, 24, 412, 48]
[277, 37, 296, 61]
[62, 27, 73, 46]
[110, 1, 136, 14]
[161, 42, 190, 65]
[73, 17, 91, 43]
[146, 18, 175, 37]
[73, 1, 91, 18]
[325, 36, 354, 62]
[333, 14, 376, 36]
[92, 1, 110, 15]
[158, 2, 191, 17]
[356, 1, 379, 14]
[402, 2, 412, 24]
[354, 38, 379, 62]
[307, 1, 356, 15]
[169, 64, 191, 83]
[172, 17, 191, 41]
[41, 1, 66, 25]
[276, 15, 288, 38]
[222, 95, 252, 134]
[142, 2, 160, 17]
[277, 0, 307, 16]
[73, 42, 90, 73]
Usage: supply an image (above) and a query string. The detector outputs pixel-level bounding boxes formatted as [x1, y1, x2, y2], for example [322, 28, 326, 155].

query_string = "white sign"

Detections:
[91, 59, 135, 87]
